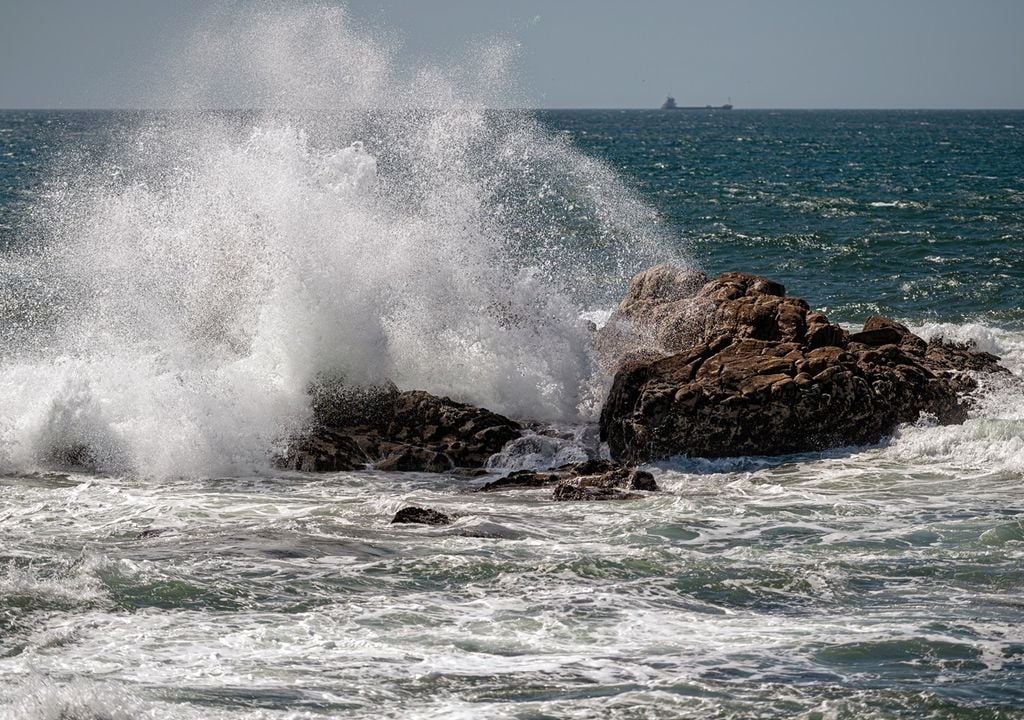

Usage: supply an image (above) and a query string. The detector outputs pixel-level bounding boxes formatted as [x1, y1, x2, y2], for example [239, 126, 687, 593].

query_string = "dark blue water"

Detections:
[539, 109, 1024, 328]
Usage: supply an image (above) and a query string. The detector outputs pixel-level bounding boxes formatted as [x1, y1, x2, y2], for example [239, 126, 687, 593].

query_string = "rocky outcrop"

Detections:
[599, 267, 1011, 463]
[279, 381, 522, 472]
[477, 459, 658, 501]
[391, 506, 453, 525]
[550, 465, 658, 501]
[282, 427, 372, 472]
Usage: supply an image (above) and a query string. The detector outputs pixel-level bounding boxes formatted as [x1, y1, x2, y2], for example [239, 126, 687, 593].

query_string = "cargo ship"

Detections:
[661, 96, 733, 110]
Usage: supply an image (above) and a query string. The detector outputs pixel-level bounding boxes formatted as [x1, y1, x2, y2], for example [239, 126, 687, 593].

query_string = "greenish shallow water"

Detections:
[2, 446, 1024, 719]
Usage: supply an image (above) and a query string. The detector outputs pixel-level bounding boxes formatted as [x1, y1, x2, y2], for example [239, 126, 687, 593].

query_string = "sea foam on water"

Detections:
[0, 5, 676, 477]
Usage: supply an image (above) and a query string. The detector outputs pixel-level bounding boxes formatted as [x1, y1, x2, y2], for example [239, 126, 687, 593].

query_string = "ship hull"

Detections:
[662, 105, 733, 110]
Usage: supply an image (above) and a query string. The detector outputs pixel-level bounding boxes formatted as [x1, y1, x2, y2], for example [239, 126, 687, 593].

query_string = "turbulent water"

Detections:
[2, 7, 1024, 719]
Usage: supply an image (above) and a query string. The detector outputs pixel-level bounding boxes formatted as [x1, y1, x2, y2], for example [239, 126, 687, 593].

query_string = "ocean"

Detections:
[1, 94, 1023, 720]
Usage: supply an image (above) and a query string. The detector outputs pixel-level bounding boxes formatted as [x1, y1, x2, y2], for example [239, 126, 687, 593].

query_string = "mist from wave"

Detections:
[0, 5, 681, 478]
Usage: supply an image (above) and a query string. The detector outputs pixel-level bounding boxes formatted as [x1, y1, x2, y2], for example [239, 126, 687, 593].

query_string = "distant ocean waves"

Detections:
[541, 108, 1024, 331]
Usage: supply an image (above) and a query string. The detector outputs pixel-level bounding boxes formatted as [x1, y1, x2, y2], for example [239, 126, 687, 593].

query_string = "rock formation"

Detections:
[279, 264, 1012, 474]
[599, 266, 1010, 463]
[391, 506, 453, 525]
[477, 458, 658, 501]
[278, 380, 522, 472]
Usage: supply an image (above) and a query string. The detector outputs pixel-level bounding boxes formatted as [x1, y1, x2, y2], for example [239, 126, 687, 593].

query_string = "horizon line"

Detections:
[1, 105, 1023, 113]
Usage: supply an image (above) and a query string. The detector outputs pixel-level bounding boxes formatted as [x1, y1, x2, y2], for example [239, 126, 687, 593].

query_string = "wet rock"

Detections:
[447, 467, 492, 479]
[385, 390, 522, 468]
[619, 468, 658, 491]
[376, 446, 453, 473]
[551, 484, 634, 501]
[552, 467, 657, 502]
[853, 315, 1010, 394]
[391, 506, 453, 525]
[561, 458, 624, 476]
[476, 469, 563, 492]
[452, 521, 526, 540]
[848, 327, 905, 347]
[600, 268, 1012, 463]
[278, 383, 522, 473]
[279, 429, 369, 472]
[594, 264, 710, 370]
[309, 377, 400, 429]
[923, 338, 1010, 376]
[477, 458, 659, 501]
[42, 442, 101, 471]
[596, 266, 849, 372]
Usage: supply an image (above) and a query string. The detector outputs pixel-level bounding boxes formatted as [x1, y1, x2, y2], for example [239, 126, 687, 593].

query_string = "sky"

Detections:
[1, 0, 1022, 109]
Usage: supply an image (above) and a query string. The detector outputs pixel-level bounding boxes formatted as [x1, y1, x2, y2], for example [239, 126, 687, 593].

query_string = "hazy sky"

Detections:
[2, 0, 1022, 109]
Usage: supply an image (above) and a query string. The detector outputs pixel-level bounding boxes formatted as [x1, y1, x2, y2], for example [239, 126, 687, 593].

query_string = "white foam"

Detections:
[911, 321, 1024, 376]
[578, 307, 613, 330]
[886, 417, 1024, 476]
[868, 200, 927, 209]
[486, 427, 598, 471]
[0, 556, 108, 608]
[4, 678, 141, 720]
[877, 322, 1024, 473]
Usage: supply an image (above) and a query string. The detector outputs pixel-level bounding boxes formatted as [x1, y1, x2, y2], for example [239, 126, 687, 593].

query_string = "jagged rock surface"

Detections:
[391, 506, 453, 525]
[599, 267, 1012, 463]
[477, 459, 658, 501]
[279, 381, 522, 473]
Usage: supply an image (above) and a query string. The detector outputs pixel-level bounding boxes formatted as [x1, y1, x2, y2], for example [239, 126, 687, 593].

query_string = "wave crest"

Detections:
[0, 5, 681, 477]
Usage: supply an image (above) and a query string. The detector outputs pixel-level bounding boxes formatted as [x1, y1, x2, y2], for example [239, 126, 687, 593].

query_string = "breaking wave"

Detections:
[0, 5, 679, 477]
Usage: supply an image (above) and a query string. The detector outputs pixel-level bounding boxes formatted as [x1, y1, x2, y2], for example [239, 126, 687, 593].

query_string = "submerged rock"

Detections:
[278, 383, 522, 473]
[551, 466, 657, 501]
[476, 469, 563, 492]
[599, 267, 1012, 463]
[477, 458, 659, 501]
[391, 506, 453, 525]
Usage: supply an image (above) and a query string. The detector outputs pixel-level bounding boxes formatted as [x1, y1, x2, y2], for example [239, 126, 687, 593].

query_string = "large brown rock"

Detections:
[599, 268, 1012, 463]
[596, 266, 847, 364]
[278, 383, 522, 472]
[594, 264, 710, 369]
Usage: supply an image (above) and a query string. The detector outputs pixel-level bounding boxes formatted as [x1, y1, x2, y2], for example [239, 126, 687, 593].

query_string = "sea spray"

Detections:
[881, 322, 1024, 475]
[0, 5, 681, 477]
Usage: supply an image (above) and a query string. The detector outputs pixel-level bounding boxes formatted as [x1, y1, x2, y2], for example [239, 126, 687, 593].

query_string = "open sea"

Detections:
[1, 30, 1023, 719]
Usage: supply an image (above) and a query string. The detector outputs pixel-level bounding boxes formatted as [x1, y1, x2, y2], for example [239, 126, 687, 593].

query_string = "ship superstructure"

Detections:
[661, 96, 733, 110]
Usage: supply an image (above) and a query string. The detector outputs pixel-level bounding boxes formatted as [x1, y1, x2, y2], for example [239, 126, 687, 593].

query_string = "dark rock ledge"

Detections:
[276, 382, 661, 499]
[276, 380, 522, 473]
[476, 459, 658, 501]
